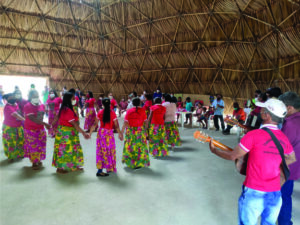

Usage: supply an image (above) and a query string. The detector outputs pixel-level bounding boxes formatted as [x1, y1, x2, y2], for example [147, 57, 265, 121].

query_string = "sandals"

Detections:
[96, 172, 109, 177]
[56, 168, 68, 174]
[32, 162, 42, 170]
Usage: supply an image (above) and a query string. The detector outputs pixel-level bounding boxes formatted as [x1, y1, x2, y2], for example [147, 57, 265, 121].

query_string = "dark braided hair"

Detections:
[132, 97, 141, 112]
[102, 98, 111, 124]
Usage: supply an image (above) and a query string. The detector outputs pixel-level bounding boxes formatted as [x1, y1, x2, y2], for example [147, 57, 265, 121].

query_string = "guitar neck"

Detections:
[211, 139, 233, 152]
[225, 118, 247, 129]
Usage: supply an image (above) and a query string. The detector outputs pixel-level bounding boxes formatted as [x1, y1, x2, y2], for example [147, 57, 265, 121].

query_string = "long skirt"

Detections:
[24, 128, 47, 163]
[84, 108, 96, 130]
[122, 126, 150, 168]
[48, 109, 59, 137]
[165, 121, 181, 147]
[148, 124, 168, 157]
[96, 128, 117, 172]
[52, 125, 84, 171]
[73, 105, 79, 118]
[2, 125, 24, 159]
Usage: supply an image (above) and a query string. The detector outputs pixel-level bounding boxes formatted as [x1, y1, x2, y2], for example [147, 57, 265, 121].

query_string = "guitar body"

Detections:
[235, 154, 248, 176]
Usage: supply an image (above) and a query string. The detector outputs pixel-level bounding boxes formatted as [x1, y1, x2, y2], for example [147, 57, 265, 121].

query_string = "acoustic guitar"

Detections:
[224, 117, 247, 129]
[193, 130, 286, 186]
[193, 130, 247, 174]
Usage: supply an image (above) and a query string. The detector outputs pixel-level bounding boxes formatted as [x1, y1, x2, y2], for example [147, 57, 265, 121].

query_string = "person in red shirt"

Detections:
[143, 94, 153, 119]
[121, 97, 150, 169]
[68, 88, 80, 118]
[24, 90, 50, 170]
[108, 93, 119, 112]
[148, 97, 168, 157]
[46, 89, 62, 138]
[209, 99, 296, 225]
[223, 102, 246, 135]
[2, 93, 25, 161]
[89, 98, 123, 177]
[52, 92, 90, 174]
[83, 91, 97, 132]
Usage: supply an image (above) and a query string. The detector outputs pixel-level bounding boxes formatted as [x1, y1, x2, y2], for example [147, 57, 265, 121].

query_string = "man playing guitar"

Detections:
[209, 99, 296, 225]
[223, 102, 246, 135]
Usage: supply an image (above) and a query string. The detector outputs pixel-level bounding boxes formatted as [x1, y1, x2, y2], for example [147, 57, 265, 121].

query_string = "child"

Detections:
[148, 98, 168, 157]
[185, 97, 193, 124]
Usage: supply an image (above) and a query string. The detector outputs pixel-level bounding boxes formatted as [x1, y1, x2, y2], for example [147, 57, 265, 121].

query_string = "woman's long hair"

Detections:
[88, 91, 93, 98]
[58, 92, 75, 118]
[132, 97, 141, 112]
[102, 98, 111, 124]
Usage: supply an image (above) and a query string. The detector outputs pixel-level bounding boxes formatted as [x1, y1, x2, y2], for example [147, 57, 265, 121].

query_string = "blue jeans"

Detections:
[278, 180, 294, 225]
[238, 186, 282, 225]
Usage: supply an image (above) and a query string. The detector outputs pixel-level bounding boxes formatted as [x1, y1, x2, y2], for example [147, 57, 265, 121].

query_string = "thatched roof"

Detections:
[0, 0, 299, 99]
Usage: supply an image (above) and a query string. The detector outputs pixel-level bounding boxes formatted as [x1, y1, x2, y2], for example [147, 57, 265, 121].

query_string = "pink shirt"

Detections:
[97, 109, 117, 129]
[59, 108, 79, 127]
[47, 97, 62, 111]
[150, 104, 166, 125]
[3, 104, 22, 127]
[110, 98, 117, 110]
[162, 102, 177, 122]
[239, 124, 294, 192]
[16, 99, 28, 116]
[143, 100, 153, 112]
[24, 103, 45, 130]
[86, 98, 95, 108]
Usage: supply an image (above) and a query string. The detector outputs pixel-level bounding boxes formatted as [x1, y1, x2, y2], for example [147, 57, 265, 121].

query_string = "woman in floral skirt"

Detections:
[2, 93, 25, 161]
[90, 98, 123, 177]
[24, 90, 50, 170]
[162, 94, 181, 148]
[52, 92, 90, 174]
[122, 97, 150, 169]
[46, 89, 62, 138]
[148, 97, 168, 157]
[83, 91, 97, 132]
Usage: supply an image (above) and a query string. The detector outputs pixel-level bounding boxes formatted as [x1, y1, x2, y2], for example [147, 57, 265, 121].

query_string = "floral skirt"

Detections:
[52, 125, 84, 171]
[48, 109, 59, 137]
[24, 128, 47, 163]
[84, 108, 96, 130]
[165, 121, 181, 147]
[2, 125, 24, 159]
[96, 128, 117, 172]
[148, 124, 168, 157]
[73, 106, 79, 118]
[122, 126, 150, 168]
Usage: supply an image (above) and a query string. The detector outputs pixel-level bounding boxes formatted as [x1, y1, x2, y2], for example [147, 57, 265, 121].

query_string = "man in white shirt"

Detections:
[212, 94, 225, 131]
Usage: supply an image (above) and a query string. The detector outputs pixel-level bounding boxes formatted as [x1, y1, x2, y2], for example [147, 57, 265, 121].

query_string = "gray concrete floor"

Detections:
[0, 117, 299, 225]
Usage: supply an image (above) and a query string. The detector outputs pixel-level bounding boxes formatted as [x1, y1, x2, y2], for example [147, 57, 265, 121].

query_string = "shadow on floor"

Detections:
[0, 158, 24, 167]
[15, 166, 45, 180]
[51, 170, 86, 186]
[123, 167, 164, 178]
[171, 147, 197, 152]
[154, 155, 185, 161]
[97, 173, 131, 188]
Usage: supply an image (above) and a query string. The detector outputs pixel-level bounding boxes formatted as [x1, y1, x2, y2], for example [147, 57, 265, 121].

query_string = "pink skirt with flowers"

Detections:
[24, 128, 47, 163]
[148, 124, 168, 157]
[84, 108, 96, 130]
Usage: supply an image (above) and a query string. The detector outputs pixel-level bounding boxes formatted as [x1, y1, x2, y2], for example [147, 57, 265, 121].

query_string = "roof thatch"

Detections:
[0, 0, 299, 99]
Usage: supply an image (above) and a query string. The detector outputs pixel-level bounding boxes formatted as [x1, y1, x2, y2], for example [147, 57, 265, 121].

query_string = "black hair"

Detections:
[154, 97, 162, 104]
[233, 102, 239, 109]
[50, 89, 58, 97]
[132, 97, 141, 112]
[259, 93, 268, 102]
[132, 91, 137, 97]
[170, 97, 177, 103]
[3, 93, 13, 100]
[216, 94, 223, 98]
[267, 87, 282, 98]
[203, 107, 207, 112]
[164, 94, 172, 102]
[186, 97, 191, 102]
[68, 88, 76, 95]
[58, 92, 75, 118]
[255, 90, 262, 95]
[279, 91, 300, 110]
[102, 98, 111, 124]
[88, 91, 93, 98]
[145, 94, 152, 101]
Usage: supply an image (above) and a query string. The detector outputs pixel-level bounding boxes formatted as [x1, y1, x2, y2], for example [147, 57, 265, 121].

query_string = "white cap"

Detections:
[255, 99, 287, 118]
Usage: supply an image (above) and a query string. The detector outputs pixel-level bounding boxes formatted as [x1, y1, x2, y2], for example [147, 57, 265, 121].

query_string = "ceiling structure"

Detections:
[0, 0, 299, 99]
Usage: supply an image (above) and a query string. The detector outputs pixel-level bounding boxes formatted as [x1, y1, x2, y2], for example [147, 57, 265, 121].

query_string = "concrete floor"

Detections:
[0, 118, 299, 225]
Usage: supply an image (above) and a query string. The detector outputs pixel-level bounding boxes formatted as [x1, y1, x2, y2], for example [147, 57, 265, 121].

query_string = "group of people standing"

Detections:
[1, 87, 182, 177]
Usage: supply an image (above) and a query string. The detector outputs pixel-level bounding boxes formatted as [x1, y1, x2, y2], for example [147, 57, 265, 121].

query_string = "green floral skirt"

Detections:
[2, 125, 24, 159]
[148, 124, 168, 157]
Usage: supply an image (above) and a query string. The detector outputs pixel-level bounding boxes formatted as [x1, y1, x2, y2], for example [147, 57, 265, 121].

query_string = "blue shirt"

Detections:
[186, 102, 193, 112]
[153, 93, 162, 99]
[212, 99, 225, 115]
